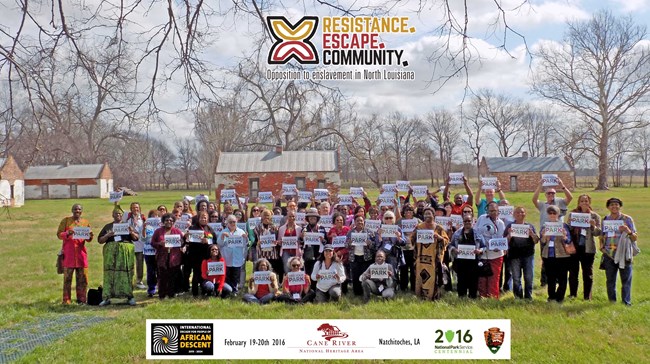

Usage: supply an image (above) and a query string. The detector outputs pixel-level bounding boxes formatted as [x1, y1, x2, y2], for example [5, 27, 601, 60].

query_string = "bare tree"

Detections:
[532, 10, 650, 190]
[471, 89, 526, 157]
[633, 124, 650, 187]
[608, 131, 631, 188]
[425, 109, 460, 179]
[176, 139, 198, 190]
[385, 112, 423, 180]
[462, 102, 487, 180]
[523, 105, 558, 157]
[345, 115, 388, 187]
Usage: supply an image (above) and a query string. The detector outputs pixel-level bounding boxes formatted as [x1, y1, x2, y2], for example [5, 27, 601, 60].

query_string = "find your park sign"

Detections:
[266, 16, 415, 81]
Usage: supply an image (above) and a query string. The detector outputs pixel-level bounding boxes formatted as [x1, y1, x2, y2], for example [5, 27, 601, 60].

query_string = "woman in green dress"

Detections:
[98, 205, 139, 306]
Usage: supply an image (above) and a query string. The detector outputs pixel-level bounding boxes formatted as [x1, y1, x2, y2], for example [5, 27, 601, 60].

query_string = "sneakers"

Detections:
[128, 298, 136, 306]
[99, 299, 111, 306]
[136, 282, 147, 289]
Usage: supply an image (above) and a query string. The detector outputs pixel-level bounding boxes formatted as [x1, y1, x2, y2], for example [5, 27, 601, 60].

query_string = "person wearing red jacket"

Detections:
[151, 213, 184, 299]
[201, 245, 232, 298]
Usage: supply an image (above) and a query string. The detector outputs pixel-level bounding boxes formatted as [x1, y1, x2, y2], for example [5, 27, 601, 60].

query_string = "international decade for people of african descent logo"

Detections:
[151, 323, 213, 356]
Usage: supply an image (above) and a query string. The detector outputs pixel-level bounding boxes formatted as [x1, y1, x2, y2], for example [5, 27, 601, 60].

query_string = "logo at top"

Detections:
[484, 327, 505, 354]
[317, 323, 349, 341]
[267, 16, 319, 64]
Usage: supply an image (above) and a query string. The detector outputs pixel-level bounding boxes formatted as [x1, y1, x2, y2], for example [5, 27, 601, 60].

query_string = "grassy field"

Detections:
[0, 188, 648, 363]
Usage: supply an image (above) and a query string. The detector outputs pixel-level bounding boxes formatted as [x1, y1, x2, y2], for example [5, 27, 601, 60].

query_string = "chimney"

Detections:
[522, 151, 528, 159]
[275, 145, 283, 154]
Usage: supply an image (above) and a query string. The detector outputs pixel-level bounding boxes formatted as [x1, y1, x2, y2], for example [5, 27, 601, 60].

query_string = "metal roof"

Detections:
[216, 150, 338, 173]
[484, 156, 571, 173]
[25, 164, 105, 179]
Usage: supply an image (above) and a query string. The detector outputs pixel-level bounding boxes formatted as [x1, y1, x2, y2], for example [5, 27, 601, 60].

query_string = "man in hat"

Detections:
[301, 208, 327, 284]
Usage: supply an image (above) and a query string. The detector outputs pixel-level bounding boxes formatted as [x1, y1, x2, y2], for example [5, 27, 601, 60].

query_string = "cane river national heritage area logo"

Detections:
[265, 16, 415, 81]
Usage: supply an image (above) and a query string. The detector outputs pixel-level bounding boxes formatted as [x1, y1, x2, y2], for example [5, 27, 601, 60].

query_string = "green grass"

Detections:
[0, 188, 648, 363]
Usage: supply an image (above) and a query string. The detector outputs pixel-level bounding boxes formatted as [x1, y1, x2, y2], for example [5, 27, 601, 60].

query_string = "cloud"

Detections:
[608, 0, 650, 13]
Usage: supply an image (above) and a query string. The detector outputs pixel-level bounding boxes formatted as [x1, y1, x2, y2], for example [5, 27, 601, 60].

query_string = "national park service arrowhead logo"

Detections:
[484, 327, 505, 354]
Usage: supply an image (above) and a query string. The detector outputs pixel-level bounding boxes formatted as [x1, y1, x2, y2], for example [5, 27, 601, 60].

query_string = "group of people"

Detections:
[56, 176, 639, 306]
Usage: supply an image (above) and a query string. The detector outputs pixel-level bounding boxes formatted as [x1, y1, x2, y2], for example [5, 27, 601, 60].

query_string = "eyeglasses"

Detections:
[384, 217, 394, 220]
[252, 209, 260, 212]
[210, 215, 219, 218]
[228, 221, 237, 224]
[291, 264, 301, 268]
[547, 211, 558, 215]
[463, 220, 473, 223]
[546, 192, 556, 195]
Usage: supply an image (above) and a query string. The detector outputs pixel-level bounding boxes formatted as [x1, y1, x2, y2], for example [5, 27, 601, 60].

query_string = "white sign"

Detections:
[456, 244, 476, 259]
[298, 191, 312, 203]
[208, 223, 223, 234]
[569, 213, 591, 228]
[603, 220, 625, 235]
[236, 222, 247, 231]
[72, 227, 91, 240]
[396, 180, 410, 192]
[411, 185, 428, 198]
[416, 229, 435, 244]
[287, 272, 306, 286]
[378, 193, 395, 207]
[319, 215, 333, 228]
[195, 194, 209, 204]
[351, 232, 368, 246]
[544, 221, 565, 237]
[380, 224, 399, 237]
[225, 236, 244, 248]
[449, 172, 465, 185]
[481, 177, 498, 190]
[510, 224, 530, 239]
[364, 219, 381, 233]
[220, 189, 237, 202]
[174, 220, 190, 231]
[253, 271, 272, 285]
[282, 184, 297, 196]
[248, 217, 261, 230]
[109, 190, 123, 203]
[272, 215, 283, 226]
[188, 229, 205, 243]
[304, 232, 323, 246]
[295, 212, 306, 225]
[542, 174, 559, 187]
[281, 236, 299, 250]
[349, 187, 364, 199]
[382, 183, 397, 193]
[498, 206, 514, 220]
[258, 192, 273, 203]
[369, 264, 389, 279]
[338, 195, 353, 206]
[313, 189, 329, 201]
[317, 270, 337, 284]
[331, 236, 347, 248]
[488, 237, 508, 251]
[450, 215, 463, 229]
[146, 217, 161, 229]
[435, 216, 452, 230]
[400, 219, 418, 233]
[207, 261, 225, 276]
[112, 223, 130, 236]
[259, 234, 276, 250]
[164, 234, 182, 248]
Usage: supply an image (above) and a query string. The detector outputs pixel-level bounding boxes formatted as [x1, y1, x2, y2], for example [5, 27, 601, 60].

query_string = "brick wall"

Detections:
[215, 171, 341, 197]
[493, 172, 575, 192]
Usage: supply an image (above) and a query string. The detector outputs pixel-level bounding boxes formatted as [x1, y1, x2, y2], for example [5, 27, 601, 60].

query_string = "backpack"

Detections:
[87, 286, 103, 305]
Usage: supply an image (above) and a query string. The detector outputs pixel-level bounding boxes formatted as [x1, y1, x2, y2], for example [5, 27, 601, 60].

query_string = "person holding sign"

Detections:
[56, 203, 94, 305]
[122, 202, 147, 290]
[312, 245, 346, 303]
[411, 207, 449, 300]
[449, 216, 486, 299]
[201, 245, 232, 298]
[567, 194, 602, 300]
[397, 204, 421, 292]
[143, 210, 159, 297]
[359, 250, 395, 303]
[600, 198, 638, 306]
[98, 205, 139, 306]
[476, 202, 506, 299]
[279, 210, 302, 282]
[476, 179, 506, 216]
[373, 211, 405, 288]
[184, 211, 217, 297]
[443, 175, 474, 216]
[254, 210, 282, 284]
[302, 208, 327, 280]
[217, 215, 248, 295]
[346, 215, 376, 296]
[540, 205, 573, 303]
[151, 213, 185, 299]
[243, 258, 279, 304]
[505, 207, 539, 300]
[328, 213, 352, 294]
[278, 257, 315, 303]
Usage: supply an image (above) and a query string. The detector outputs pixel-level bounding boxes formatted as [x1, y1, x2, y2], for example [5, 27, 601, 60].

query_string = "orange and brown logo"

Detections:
[267, 16, 319, 64]
[483, 327, 505, 354]
[317, 323, 349, 341]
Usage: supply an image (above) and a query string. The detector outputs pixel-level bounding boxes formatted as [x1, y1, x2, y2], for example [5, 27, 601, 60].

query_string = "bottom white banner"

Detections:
[146, 319, 510, 360]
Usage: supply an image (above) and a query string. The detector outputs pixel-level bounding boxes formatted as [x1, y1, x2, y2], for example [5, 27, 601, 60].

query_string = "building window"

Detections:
[509, 176, 518, 192]
[249, 178, 259, 199]
[295, 177, 306, 190]
[317, 179, 326, 189]
[10, 185, 14, 200]
[42, 184, 49, 199]
[70, 183, 78, 198]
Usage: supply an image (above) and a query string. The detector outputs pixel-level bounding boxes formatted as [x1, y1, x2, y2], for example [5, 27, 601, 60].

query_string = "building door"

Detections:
[509, 176, 518, 192]
[70, 183, 78, 198]
[41, 184, 49, 199]
[249, 178, 259, 199]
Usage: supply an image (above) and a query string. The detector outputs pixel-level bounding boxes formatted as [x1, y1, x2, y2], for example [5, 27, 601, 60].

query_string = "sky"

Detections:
[1, 0, 649, 143]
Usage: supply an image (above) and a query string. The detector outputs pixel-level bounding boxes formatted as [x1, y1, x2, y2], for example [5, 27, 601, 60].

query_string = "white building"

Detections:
[0, 155, 25, 207]
[24, 163, 113, 199]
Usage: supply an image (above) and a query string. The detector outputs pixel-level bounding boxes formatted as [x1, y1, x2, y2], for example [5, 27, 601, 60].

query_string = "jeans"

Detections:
[500, 255, 512, 291]
[510, 255, 534, 299]
[543, 257, 570, 302]
[202, 281, 233, 298]
[243, 292, 274, 304]
[314, 285, 342, 303]
[144, 255, 157, 295]
[225, 266, 242, 294]
[603, 255, 633, 305]
[362, 279, 395, 302]
[568, 248, 595, 300]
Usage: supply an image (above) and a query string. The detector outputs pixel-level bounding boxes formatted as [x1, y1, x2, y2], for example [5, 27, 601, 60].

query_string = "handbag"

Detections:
[599, 254, 608, 270]
[56, 250, 64, 274]
[564, 242, 577, 255]
[477, 259, 493, 277]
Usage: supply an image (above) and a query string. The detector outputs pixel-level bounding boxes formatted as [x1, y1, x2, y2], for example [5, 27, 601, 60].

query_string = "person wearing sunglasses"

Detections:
[217, 215, 248, 295]
[278, 256, 314, 303]
[449, 215, 485, 299]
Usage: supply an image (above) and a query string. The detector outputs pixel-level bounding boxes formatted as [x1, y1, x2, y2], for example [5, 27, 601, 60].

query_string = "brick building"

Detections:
[479, 153, 574, 192]
[0, 155, 25, 207]
[214, 147, 341, 198]
[24, 163, 113, 199]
